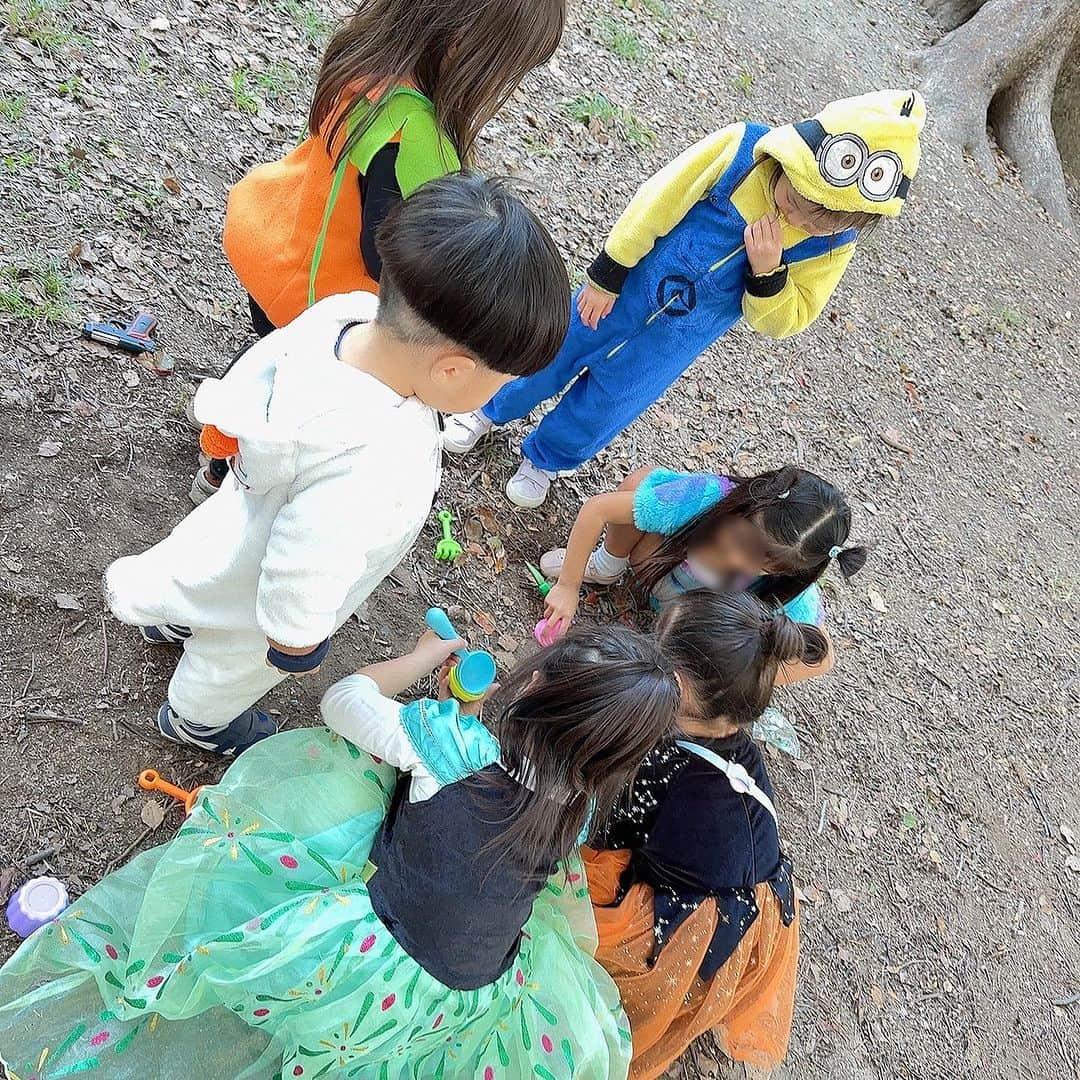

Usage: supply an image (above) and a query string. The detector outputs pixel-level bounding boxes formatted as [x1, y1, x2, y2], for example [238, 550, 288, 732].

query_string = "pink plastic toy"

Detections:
[534, 617, 568, 646]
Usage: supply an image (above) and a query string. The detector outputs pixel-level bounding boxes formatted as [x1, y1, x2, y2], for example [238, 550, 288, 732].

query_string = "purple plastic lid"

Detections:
[6, 876, 68, 938]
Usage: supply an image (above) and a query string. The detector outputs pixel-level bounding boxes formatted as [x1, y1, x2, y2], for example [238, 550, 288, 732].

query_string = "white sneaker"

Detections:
[443, 410, 494, 454]
[506, 458, 556, 508]
[540, 546, 627, 585]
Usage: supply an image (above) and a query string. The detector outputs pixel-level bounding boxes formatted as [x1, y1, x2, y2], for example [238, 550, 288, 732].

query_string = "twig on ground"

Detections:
[106, 826, 155, 873]
[1028, 784, 1053, 839]
[24, 713, 86, 726]
[23, 846, 57, 868]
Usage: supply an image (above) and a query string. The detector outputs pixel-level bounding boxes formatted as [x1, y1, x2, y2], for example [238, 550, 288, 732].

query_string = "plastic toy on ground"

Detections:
[534, 617, 568, 646]
[424, 607, 496, 703]
[433, 510, 463, 562]
[138, 769, 203, 815]
[6, 876, 69, 938]
[524, 561, 551, 597]
[82, 311, 157, 354]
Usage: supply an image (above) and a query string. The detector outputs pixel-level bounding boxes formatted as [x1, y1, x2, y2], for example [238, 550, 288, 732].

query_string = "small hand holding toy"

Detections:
[536, 579, 577, 646]
[138, 769, 203, 815]
[534, 617, 567, 646]
[424, 607, 496, 704]
[433, 510, 463, 562]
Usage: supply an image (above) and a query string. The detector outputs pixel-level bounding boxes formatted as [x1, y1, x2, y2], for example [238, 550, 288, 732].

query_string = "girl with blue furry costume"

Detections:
[538, 464, 867, 682]
[0, 627, 679, 1079]
[444, 90, 925, 508]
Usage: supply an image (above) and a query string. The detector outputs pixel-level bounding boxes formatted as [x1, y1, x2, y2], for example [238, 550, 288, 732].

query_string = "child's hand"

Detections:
[437, 658, 499, 717]
[577, 284, 617, 330]
[413, 630, 466, 670]
[543, 582, 579, 635]
[744, 215, 783, 277]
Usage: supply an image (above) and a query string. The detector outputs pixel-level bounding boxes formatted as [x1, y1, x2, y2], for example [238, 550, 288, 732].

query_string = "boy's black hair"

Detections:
[375, 173, 570, 377]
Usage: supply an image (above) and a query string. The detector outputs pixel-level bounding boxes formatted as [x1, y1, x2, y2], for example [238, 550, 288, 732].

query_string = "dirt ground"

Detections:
[1, 0, 1078, 1076]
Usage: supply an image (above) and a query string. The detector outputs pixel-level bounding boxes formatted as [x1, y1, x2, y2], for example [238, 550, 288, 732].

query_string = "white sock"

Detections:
[591, 542, 629, 577]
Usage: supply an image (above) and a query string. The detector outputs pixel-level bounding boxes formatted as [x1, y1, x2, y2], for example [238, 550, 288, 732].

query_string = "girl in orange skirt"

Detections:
[584, 588, 823, 1077]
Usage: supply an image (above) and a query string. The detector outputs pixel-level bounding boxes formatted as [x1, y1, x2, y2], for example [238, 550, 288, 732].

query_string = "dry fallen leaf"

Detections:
[473, 610, 497, 634]
[867, 588, 888, 614]
[477, 506, 500, 536]
[880, 426, 915, 455]
[829, 888, 854, 913]
[161, 175, 182, 196]
[54, 593, 83, 611]
[38, 439, 62, 458]
[464, 517, 483, 543]
[140, 800, 166, 829]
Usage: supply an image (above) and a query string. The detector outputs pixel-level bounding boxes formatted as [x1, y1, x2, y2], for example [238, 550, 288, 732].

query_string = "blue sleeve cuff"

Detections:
[267, 638, 330, 673]
[632, 469, 734, 535]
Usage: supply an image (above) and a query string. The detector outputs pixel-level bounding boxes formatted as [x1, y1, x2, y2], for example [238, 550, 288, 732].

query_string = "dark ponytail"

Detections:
[656, 589, 827, 728]
[479, 625, 680, 871]
[635, 465, 869, 607]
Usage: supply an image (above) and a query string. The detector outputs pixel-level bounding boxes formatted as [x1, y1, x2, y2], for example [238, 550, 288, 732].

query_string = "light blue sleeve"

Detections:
[782, 582, 825, 626]
[399, 698, 501, 788]
[632, 469, 734, 535]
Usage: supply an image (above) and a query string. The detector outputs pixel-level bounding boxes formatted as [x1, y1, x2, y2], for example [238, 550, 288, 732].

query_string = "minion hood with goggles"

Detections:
[755, 89, 926, 219]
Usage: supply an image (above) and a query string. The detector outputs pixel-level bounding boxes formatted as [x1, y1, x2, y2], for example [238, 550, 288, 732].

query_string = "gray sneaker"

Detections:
[443, 410, 494, 454]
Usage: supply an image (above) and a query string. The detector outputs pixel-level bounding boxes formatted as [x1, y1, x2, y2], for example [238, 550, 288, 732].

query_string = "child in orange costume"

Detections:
[585, 589, 820, 1076]
[224, 0, 564, 332]
[195, 0, 566, 503]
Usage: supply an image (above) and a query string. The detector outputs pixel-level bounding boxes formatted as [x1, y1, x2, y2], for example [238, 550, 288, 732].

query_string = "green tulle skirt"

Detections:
[0, 728, 631, 1079]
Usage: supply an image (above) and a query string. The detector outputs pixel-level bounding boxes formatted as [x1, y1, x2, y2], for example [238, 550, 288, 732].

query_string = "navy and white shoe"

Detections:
[140, 624, 193, 646]
[156, 701, 277, 756]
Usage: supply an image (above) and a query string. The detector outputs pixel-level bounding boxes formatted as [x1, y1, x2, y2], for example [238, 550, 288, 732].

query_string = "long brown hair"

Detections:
[310, 0, 565, 166]
[657, 589, 828, 728]
[634, 466, 868, 607]
[481, 626, 679, 871]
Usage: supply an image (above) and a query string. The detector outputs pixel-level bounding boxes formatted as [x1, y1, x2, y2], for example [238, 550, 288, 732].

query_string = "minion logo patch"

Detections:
[655, 274, 697, 317]
[818, 133, 904, 202]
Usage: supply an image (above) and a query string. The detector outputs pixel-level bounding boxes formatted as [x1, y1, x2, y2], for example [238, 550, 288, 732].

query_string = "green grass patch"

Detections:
[600, 19, 646, 62]
[0, 262, 71, 322]
[230, 69, 260, 114]
[1, 150, 33, 173]
[254, 61, 299, 103]
[279, 0, 332, 43]
[565, 92, 655, 149]
[0, 93, 27, 122]
[731, 69, 754, 97]
[4, 0, 76, 52]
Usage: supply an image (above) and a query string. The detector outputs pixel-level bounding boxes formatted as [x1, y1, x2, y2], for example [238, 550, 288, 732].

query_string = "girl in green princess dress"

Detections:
[0, 626, 679, 1080]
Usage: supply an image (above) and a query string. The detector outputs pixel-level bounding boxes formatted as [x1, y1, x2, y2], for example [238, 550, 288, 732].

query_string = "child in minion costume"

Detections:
[445, 90, 926, 508]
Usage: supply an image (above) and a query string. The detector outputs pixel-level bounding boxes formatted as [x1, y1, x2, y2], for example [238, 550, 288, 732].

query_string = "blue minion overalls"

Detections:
[484, 124, 856, 473]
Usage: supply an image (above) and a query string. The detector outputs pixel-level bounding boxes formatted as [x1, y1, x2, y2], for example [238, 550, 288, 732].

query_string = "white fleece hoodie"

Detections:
[105, 292, 441, 648]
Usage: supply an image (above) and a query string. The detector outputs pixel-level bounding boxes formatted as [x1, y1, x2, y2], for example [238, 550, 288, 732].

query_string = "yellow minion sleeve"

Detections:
[587, 125, 745, 294]
[742, 240, 855, 339]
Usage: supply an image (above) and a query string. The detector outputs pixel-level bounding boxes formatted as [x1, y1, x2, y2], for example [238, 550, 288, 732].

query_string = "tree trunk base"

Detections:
[914, 0, 1079, 228]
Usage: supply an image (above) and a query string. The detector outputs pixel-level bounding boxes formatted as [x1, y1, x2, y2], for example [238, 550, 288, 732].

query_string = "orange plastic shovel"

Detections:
[138, 769, 203, 815]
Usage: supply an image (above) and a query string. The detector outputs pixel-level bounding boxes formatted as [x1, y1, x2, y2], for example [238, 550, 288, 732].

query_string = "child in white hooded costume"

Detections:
[105, 174, 570, 755]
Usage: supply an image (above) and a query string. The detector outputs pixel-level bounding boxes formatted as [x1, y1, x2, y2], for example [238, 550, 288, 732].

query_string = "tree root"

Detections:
[913, 0, 1079, 226]
[990, 21, 1078, 224]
